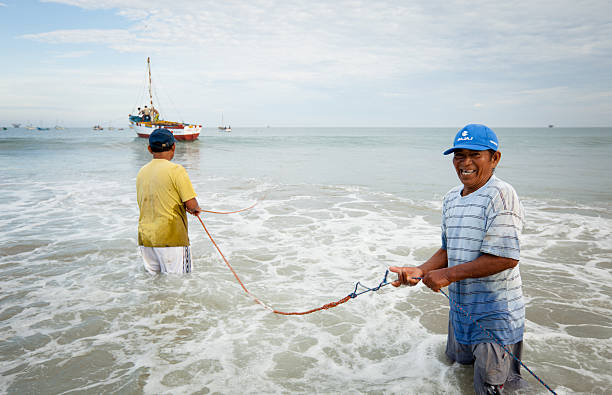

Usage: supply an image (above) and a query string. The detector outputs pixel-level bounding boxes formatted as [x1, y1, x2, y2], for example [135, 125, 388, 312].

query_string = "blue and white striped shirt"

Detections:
[441, 175, 525, 345]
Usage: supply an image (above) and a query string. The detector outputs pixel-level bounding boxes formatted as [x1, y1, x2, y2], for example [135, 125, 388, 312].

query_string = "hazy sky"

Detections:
[1, 0, 611, 127]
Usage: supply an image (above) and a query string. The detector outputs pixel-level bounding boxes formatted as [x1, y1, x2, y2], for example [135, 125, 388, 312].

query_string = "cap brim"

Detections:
[443, 143, 493, 155]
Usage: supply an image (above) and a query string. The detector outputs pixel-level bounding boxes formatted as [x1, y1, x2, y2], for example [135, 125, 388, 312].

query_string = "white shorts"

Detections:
[139, 246, 192, 274]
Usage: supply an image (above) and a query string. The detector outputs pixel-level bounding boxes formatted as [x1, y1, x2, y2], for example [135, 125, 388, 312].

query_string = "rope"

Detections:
[275, 270, 393, 316]
[194, 202, 392, 315]
[200, 200, 258, 215]
[412, 277, 557, 394]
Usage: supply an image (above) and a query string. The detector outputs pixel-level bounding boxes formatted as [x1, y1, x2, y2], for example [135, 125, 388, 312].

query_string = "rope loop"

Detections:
[196, 210, 389, 316]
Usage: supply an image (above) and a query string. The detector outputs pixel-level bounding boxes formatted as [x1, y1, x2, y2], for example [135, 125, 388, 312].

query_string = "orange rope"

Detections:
[271, 295, 353, 315]
[201, 201, 258, 215]
[195, 211, 355, 315]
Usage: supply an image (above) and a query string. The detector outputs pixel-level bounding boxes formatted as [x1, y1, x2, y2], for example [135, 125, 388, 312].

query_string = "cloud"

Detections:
[28, 1, 612, 80]
[21, 29, 132, 46]
[53, 50, 94, 58]
[9, 0, 612, 126]
[39, 0, 137, 10]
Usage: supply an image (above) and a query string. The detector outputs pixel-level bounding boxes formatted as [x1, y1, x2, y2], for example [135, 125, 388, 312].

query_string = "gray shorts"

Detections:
[445, 321, 529, 394]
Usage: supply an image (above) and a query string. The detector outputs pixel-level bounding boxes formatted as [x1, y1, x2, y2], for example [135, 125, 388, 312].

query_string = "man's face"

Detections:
[452, 149, 501, 195]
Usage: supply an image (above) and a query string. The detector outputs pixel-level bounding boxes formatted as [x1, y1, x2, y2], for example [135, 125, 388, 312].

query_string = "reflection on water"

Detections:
[130, 136, 203, 173]
[174, 139, 202, 171]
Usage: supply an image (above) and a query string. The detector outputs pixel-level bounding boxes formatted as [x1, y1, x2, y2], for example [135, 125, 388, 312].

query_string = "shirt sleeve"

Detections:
[173, 165, 197, 203]
[481, 186, 524, 260]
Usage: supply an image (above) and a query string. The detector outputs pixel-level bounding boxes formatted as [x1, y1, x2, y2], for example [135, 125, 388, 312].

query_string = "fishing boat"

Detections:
[128, 57, 201, 141]
[37, 127, 50, 131]
[217, 112, 231, 132]
[93, 125, 103, 131]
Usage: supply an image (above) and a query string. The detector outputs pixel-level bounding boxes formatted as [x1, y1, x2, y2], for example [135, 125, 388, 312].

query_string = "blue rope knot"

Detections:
[348, 269, 392, 299]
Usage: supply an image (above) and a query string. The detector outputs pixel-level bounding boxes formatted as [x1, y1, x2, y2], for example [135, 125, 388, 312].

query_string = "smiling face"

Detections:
[452, 149, 501, 196]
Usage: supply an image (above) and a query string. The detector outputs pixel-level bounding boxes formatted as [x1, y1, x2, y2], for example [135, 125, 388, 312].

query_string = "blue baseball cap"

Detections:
[443, 124, 499, 155]
[149, 128, 175, 149]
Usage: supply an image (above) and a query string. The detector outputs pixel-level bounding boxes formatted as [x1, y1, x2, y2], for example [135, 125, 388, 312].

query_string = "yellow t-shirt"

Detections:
[136, 159, 197, 247]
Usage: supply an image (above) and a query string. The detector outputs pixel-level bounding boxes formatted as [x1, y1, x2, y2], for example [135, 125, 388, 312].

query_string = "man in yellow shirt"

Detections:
[136, 128, 202, 274]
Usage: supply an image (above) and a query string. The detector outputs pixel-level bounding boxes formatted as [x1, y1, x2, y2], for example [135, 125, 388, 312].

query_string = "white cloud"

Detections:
[39, 0, 137, 9]
[28, 1, 612, 79]
[53, 50, 93, 58]
[8, 0, 612, 126]
[21, 29, 132, 46]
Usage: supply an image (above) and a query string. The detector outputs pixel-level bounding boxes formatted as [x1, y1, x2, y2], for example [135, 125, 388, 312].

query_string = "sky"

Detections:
[1, 0, 611, 127]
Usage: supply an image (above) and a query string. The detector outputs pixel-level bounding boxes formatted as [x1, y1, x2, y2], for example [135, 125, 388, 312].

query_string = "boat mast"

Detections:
[147, 57, 153, 108]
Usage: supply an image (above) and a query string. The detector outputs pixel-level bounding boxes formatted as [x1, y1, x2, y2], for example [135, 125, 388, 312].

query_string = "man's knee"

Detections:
[474, 343, 511, 386]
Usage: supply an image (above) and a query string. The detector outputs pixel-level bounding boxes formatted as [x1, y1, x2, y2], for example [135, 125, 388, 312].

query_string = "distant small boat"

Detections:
[548, 124, 554, 128]
[218, 112, 231, 132]
[93, 125, 103, 131]
[12, 123, 21, 128]
[54, 125, 65, 130]
[37, 127, 51, 131]
[25, 124, 36, 130]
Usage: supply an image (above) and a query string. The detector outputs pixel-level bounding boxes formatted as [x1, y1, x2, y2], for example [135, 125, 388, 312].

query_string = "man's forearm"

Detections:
[418, 248, 448, 275]
[184, 197, 201, 215]
[446, 254, 518, 283]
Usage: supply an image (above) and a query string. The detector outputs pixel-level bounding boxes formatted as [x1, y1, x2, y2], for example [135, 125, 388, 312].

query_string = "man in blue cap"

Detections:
[390, 124, 527, 394]
[136, 128, 202, 274]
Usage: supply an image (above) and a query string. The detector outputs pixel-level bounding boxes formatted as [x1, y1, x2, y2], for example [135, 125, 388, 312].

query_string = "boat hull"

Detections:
[129, 119, 201, 141]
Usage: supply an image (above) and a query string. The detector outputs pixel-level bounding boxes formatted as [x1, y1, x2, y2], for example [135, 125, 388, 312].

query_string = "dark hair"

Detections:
[150, 142, 174, 153]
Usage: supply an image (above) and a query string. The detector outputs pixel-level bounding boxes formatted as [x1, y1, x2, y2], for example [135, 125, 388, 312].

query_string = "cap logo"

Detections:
[457, 130, 473, 142]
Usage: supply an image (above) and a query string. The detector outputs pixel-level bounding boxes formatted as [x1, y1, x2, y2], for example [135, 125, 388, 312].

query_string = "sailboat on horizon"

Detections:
[217, 112, 231, 132]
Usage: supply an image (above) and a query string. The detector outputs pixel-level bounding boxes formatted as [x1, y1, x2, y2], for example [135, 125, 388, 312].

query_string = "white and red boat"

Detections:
[129, 57, 202, 141]
[129, 119, 201, 141]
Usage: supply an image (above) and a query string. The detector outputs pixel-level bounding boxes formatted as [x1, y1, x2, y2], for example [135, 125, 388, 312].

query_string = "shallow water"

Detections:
[1, 127, 611, 394]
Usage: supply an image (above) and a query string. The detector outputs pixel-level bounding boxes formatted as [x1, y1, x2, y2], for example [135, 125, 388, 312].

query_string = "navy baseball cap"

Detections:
[443, 124, 499, 155]
[149, 128, 175, 149]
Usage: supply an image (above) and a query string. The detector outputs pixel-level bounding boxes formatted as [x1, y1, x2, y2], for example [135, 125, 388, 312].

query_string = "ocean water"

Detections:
[0, 126, 610, 394]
